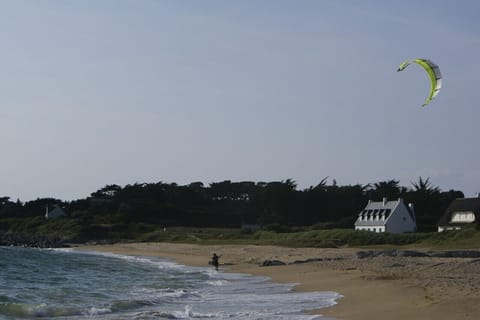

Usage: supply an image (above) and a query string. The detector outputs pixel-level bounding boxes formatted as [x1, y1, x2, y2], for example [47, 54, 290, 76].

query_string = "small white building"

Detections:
[354, 198, 417, 233]
[45, 205, 66, 220]
[437, 197, 480, 232]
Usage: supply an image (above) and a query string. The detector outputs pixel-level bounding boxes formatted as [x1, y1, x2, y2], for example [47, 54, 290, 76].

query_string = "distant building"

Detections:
[241, 223, 260, 233]
[45, 205, 66, 220]
[354, 198, 417, 233]
[437, 196, 480, 232]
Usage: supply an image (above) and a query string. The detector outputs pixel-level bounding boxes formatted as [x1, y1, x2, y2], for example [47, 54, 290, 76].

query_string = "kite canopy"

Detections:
[397, 59, 442, 107]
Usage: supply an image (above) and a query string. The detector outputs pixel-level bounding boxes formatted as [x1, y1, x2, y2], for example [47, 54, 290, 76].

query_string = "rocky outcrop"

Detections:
[290, 257, 344, 264]
[427, 250, 480, 258]
[0, 233, 69, 248]
[253, 249, 480, 267]
[356, 249, 480, 259]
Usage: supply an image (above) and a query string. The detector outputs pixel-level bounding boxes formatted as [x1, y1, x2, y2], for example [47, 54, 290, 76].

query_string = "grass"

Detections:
[130, 226, 480, 250]
[2, 217, 480, 249]
[415, 226, 480, 249]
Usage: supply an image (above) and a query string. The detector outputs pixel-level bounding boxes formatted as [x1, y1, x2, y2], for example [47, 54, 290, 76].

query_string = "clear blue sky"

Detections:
[1, 0, 480, 201]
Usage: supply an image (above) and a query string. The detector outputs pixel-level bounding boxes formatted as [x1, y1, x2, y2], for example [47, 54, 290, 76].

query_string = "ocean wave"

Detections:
[46, 247, 74, 253]
[205, 280, 229, 286]
[2, 247, 341, 320]
[110, 288, 201, 313]
[110, 307, 218, 320]
[119, 304, 329, 320]
[171, 305, 216, 319]
[75, 250, 194, 273]
[0, 302, 82, 318]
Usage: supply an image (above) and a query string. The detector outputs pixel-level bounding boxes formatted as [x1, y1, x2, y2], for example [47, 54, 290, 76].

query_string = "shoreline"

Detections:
[77, 242, 480, 320]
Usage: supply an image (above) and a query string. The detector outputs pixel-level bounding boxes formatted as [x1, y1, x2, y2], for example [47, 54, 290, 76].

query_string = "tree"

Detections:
[260, 179, 298, 225]
[411, 177, 440, 195]
[90, 184, 121, 199]
[369, 179, 402, 199]
[0, 196, 12, 207]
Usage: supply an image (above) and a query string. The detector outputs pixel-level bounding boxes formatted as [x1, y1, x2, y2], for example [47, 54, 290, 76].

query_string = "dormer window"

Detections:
[385, 209, 391, 218]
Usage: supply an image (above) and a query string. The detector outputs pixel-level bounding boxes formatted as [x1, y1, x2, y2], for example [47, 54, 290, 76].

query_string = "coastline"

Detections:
[77, 242, 480, 320]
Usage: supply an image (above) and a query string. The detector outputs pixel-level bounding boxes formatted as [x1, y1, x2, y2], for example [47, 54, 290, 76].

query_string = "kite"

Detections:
[397, 59, 442, 107]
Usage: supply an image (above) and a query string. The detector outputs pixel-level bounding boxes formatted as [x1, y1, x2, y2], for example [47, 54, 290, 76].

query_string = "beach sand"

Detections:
[78, 243, 480, 320]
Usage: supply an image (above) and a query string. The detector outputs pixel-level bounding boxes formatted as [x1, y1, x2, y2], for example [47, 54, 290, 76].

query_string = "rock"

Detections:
[0, 233, 68, 248]
[427, 250, 480, 258]
[397, 250, 429, 257]
[355, 251, 373, 259]
[356, 251, 382, 259]
[356, 249, 480, 260]
[261, 259, 286, 266]
[290, 258, 324, 264]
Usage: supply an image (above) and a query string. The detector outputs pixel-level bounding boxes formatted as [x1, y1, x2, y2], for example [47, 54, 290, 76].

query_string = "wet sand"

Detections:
[77, 242, 480, 320]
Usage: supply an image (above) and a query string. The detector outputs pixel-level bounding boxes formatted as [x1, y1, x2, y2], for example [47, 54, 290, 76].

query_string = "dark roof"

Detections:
[438, 197, 480, 226]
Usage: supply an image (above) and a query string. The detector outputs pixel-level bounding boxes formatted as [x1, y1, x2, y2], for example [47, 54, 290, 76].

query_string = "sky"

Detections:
[1, 0, 480, 201]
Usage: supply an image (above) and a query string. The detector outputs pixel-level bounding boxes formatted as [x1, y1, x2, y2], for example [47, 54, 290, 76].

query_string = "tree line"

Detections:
[0, 177, 465, 232]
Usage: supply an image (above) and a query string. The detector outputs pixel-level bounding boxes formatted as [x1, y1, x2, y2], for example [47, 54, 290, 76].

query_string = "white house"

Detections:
[45, 205, 66, 220]
[354, 198, 417, 233]
[437, 197, 480, 232]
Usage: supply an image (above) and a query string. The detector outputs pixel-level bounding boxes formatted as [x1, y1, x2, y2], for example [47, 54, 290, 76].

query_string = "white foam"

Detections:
[46, 247, 74, 253]
[85, 306, 112, 316]
[72, 249, 188, 272]
[58, 248, 343, 319]
[171, 305, 216, 319]
[205, 280, 229, 286]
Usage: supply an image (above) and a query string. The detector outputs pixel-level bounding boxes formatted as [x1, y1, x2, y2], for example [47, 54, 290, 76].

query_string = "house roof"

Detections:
[364, 199, 399, 211]
[438, 197, 480, 226]
[46, 205, 66, 218]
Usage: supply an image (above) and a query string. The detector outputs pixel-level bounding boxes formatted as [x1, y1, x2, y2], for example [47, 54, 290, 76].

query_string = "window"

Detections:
[385, 209, 391, 218]
[451, 212, 476, 223]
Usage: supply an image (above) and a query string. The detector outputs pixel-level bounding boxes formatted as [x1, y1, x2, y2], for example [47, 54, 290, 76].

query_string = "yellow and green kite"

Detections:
[397, 59, 442, 107]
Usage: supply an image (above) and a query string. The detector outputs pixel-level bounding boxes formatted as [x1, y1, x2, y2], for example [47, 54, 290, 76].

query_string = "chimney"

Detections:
[408, 203, 416, 223]
[382, 197, 388, 206]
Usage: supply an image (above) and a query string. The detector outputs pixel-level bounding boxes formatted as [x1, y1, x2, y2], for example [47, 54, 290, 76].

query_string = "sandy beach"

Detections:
[78, 243, 480, 320]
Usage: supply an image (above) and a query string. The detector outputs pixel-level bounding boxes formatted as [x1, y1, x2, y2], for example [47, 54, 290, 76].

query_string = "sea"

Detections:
[0, 246, 340, 320]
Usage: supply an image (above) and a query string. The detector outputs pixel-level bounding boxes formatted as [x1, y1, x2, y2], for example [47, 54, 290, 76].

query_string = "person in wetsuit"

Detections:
[211, 253, 221, 271]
